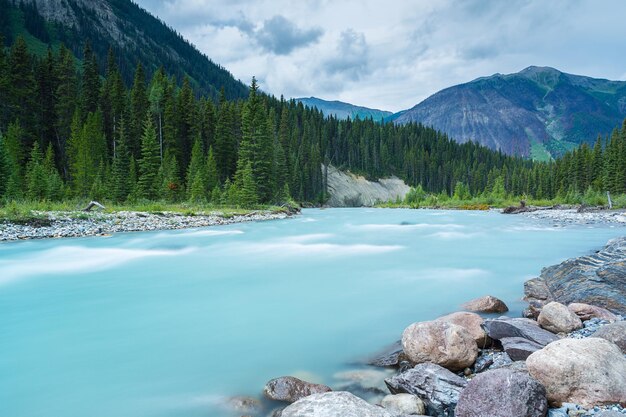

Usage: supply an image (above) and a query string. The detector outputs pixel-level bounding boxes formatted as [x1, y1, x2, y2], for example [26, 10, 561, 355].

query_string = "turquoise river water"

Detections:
[0, 208, 624, 417]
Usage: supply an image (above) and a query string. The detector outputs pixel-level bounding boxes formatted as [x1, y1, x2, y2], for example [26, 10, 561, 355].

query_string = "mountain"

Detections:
[394, 66, 626, 159]
[296, 97, 392, 122]
[0, 0, 248, 100]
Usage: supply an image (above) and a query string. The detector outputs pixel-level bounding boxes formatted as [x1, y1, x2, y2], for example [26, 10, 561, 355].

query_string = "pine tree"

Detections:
[205, 146, 219, 193]
[0, 34, 10, 126]
[43, 144, 64, 200]
[236, 160, 258, 207]
[81, 43, 101, 116]
[25, 142, 47, 200]
[186, 137, 205, 198]
[0, 131, 9, 199]
[130, 63, 148, 158]
[214, 89, 236, 182]
[159, 149, 181, 202]
[8, 36, 36, 145]
[110, 118, 131, 202]
[54, 45, 78, 174]
[137, 114, 161, 200]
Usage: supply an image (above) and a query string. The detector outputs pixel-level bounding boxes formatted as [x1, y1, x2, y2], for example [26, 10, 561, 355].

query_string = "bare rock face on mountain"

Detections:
[324, 165, 410, 207]
[394, 66, 626, 158]
[524, 237, 626, 316]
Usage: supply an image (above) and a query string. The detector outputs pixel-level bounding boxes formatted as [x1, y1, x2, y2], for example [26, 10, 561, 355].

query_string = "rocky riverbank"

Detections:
[519, 208, 626, 226]
[225, 237, 626, 417]
[0, 209, 293, 242]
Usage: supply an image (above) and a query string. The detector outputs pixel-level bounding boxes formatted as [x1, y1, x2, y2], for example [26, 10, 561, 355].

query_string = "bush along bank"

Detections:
[223, 239, 626, 417]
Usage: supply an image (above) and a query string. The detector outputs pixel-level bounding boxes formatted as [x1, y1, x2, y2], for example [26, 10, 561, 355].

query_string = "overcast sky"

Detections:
[134, 0, 626, 112]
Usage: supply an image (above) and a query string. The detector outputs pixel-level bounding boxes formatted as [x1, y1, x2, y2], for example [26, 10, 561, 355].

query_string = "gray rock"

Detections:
[456, 368, 548, 417]
[280, 391, 394, 417]
[547, 407, 568, 417]
[482, 317, 559, 346]
[524, 237, 626, 316]
[567, 303, 619, 322]
[593, 321, 626, 353]
[263, 376, 332, 403]
[380, 393, 426, 415]
[473, 350, 513, 373]
[385, 363, 467, 417]
[500, 336, 544, 361]
[368, 340, 404, 367]
[597, 411, 625, 417]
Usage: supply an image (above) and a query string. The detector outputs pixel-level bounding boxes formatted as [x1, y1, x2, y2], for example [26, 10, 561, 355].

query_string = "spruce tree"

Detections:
[110, 119, 131, 202]
[25, 142, 47, 201]
[205, 146, 219, 194]
[186, 137, 205, 198]
[137, 114, 161, 200]
[159, 149, 181, 202]
[43, 144, 64, 201]
[130, 63, 148, 158]
[0, 131, 9, 199]
[81, 43, 101, 116]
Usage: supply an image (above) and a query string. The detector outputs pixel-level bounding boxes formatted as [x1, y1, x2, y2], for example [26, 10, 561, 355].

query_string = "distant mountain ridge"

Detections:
[0, 0, 248, 100]
[393, 66, 626, 159]
[295, 97, 392, 122]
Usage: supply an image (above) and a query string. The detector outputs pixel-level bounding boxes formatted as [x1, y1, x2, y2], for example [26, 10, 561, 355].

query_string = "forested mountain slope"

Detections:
[394, 66, 626, 160]
[0, 0, 248, 100]
[295, 97, 392, 122]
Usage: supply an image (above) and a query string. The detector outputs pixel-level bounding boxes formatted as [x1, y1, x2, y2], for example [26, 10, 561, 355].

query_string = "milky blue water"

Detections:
[0, 208, 624, 417]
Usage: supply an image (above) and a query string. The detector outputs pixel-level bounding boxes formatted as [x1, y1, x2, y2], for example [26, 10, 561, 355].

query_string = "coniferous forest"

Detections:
[0, 34, 626, 208]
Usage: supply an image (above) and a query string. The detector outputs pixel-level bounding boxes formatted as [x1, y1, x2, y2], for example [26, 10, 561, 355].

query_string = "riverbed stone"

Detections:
[526, 337, 626, 407]
[380, 394, 426, 415]
[482, 317, 559, 346]
[401, 321, 478, 371]
[263, 376, 332, 403]
[385, 363, 467, 417]
[537, 302, 583, 334]
[280, 391, 394, 417]
[593, 321, 626, 353]
[455, 368, 548, 417]
[567, 303, 619, 322]
[436, 312, 491, 348]
[500, 336, 544, 361]
[523, 237, 626, 316]
[461, 295, 509, 313]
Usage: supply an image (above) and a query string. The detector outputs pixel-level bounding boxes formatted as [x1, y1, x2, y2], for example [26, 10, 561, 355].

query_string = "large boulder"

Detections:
[385, 363, 467, 417]
[436, 312, 491, 348]
[455, 368, 548, 417]
[567, 303, 619, 322]
[482, 317, 559, 347]
[263, 376, 332, 403]
[593, 321, 626, 353]
[537, 302, 583, 334]
[280, 391, 394, 417]
[402, 321, 478, 371]
[526, 338, 626, 407]
[461, 295, 509, 313]
[524, 237, 626, 316]
[380, 393, 426, 415]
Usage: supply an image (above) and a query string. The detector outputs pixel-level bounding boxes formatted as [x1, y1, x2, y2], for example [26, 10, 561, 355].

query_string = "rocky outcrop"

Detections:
[482, 317, 559, 347]
[380, 393, 426, 416]
[436, 312, 491, 348]
[280, 391, 394, 417]
[402, 321, 478, 371]
[455, 368, 548, 417]
[567, 302, 619, 322]
[524, 237, 626, 315]
[526, 338, 626, 407]
[593, 321, 626, 353]
[263, 376, 332, 403]
[385, 363, 467, 417]
[461, 295, 509, 313]
[324, 165, 410, 207]
[537, 302, 583, 334]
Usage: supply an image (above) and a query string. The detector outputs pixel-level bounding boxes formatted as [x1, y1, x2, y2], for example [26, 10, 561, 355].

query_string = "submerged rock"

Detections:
[461, 295, 509, 313]
[524, 237, 626, 316]
[526, 338, 626, 408]
[367, 340, 404, 367]
[280, 391, 394, 417]
[402, 321, 478, 371]
[380, 393, 426, 416]
[455, 368, 548, 417]
[385, 363, 467, 417]
[263, 376, 332, 403]
[537, 302, 583, 334]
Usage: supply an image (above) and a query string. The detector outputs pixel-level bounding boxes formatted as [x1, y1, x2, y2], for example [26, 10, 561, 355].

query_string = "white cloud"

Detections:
[136, 0, 626, 112]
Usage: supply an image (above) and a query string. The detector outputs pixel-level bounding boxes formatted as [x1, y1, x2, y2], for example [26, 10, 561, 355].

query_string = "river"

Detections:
[0, 208, 623, 417]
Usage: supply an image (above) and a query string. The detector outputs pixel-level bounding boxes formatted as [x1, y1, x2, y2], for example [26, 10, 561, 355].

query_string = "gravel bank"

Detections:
[520, 208, 626, 226]
[0, 210, 292, 242]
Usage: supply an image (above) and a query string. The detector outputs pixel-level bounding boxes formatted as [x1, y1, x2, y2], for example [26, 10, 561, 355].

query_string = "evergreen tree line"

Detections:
[0, 35, 625, 207]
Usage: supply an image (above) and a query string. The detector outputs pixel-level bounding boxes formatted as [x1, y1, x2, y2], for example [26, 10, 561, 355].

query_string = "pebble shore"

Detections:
[0, 210, 292, 242]
[520, 208, 626, 226]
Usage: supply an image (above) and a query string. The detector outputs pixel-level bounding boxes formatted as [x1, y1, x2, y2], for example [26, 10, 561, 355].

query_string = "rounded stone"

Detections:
[593, 321, 626, 353]
[380, 393, 425, 415]
[401, 320, 478, 371]
[461, 295, 509, 313]
[436, 311, 491, 348]
[537, 301, 583, 334]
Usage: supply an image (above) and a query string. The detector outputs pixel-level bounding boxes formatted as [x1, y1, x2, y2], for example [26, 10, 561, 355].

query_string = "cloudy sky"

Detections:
[135, 0, 626, 112]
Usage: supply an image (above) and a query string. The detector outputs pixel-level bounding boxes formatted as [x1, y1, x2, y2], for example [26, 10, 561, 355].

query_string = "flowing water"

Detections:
[0, 208, 624, 417]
